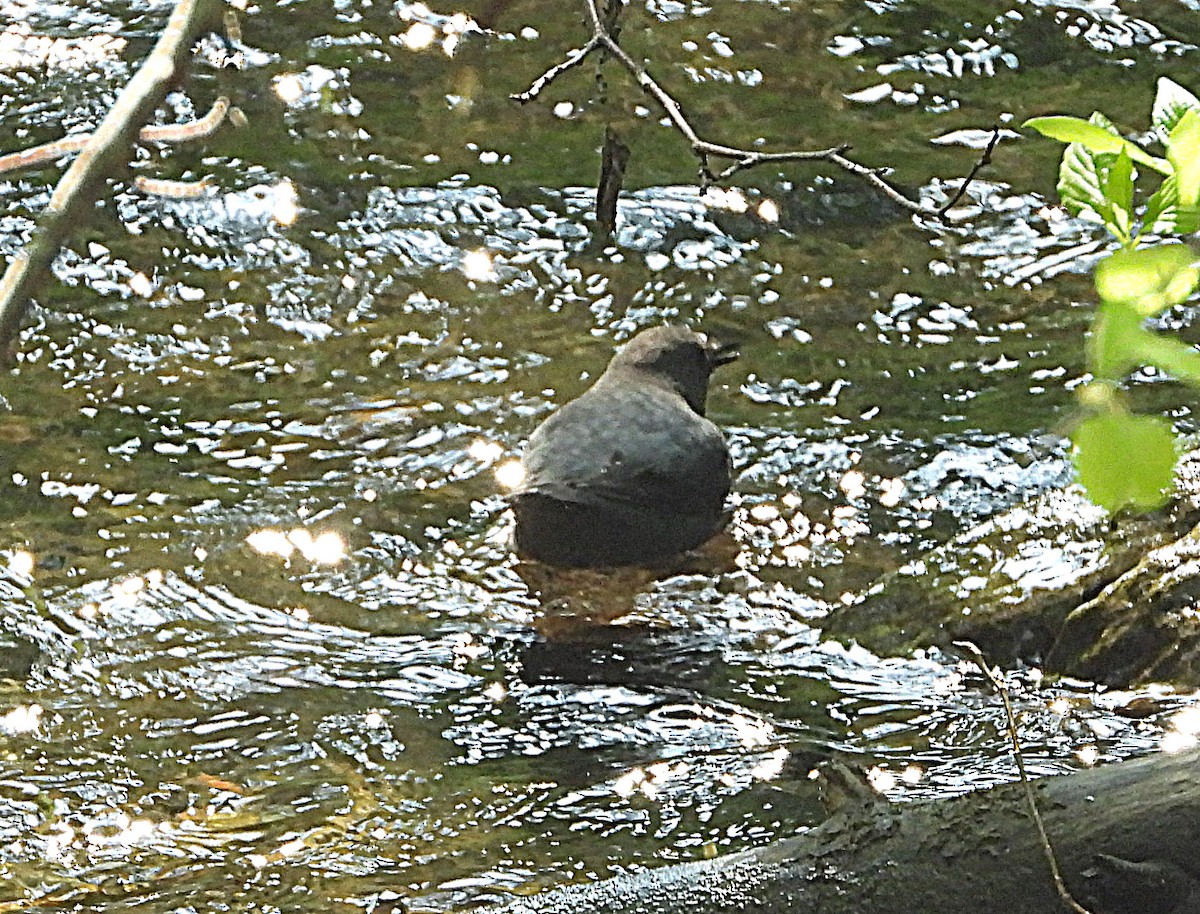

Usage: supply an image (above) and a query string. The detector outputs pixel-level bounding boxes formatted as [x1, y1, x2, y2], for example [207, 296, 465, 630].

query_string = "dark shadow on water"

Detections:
[518, 622, 728, 692]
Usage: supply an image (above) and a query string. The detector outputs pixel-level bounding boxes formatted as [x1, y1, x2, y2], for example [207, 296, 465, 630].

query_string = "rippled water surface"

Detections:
[1, 0, 1198, 910]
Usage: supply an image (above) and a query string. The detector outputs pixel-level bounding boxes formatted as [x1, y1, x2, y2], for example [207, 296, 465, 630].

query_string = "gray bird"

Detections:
[512, 325, 738, 567]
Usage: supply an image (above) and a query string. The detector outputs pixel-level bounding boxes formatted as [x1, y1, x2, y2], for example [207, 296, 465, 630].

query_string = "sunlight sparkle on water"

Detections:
[702, 186, 748, 213]
[1075, 746, 1100, 766]
[838, 469, 867, 500]
[0, 703, 43, 735]
[401, 22, 437, 50]
[1160, 730, 1198, 754]
[610, 763, 684, 800]
[469, 439, 504, 463]
[118, 576, 144, 595]
[730, 714, 772, 748]
[273, 72, 304, 104]
[129, 271, 155, 297]
[1169, 705, 1200, 736]
[271, 181, 299, 226]
[879, 477, 905, 507]
[289, 529, 346, 564]
[750, 747, 789, 781]
[83, 815, 158, 849]
[246, 529, 293, 559]
[1048, 697, 1072, 716]
[248, 837, 308, 870]
[44, 823, 75, 861]
[8, 549, 34, 578]
[461, 248, 497, 281]
[613, 768, 644, 798]
[452, 633, 487, 660]
[1159, 707, 1200, 753]
[867, 766, 896, 793]
[0, 23, 126, 71]
[495, 459, 526, 491]
[109, 574, 147, 607]
[748, 504, 779, 522]
[246, 528, 346, 564]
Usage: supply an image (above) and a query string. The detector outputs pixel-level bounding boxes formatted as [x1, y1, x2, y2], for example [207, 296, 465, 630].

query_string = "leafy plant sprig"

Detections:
[1026, 77, 1200, 511]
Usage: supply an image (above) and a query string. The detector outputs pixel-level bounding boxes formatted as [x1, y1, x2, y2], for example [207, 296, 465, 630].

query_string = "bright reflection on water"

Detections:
[0, 0, 1198, 911]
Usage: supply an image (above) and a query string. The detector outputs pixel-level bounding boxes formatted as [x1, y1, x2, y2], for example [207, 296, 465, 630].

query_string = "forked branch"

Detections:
[514, 0, 999, 218]
[0, 0, 225, 356]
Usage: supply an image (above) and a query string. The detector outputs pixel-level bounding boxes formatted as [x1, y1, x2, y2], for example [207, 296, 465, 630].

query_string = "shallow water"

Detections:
[0, 0, 1198, 910]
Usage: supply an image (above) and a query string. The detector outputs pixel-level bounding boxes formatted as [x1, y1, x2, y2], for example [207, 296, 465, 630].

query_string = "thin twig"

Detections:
[514, 0, 1001, 217]
[134, 175, 213, 197]
[955, 641, 1093, 914]
[936, 126, 1003, 216]
[139, 96, 230, 144]
[512, 36, 600, 103]
[0, 97, 231, 178]
[0, 0, 224, 355]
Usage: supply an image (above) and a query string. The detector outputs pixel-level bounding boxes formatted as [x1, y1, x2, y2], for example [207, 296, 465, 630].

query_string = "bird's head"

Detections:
[606, 325, 738, 415]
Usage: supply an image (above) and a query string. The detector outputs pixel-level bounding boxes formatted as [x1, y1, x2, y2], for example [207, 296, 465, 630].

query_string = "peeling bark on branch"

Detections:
[0, 0, 224, 356]
[0, 96, 232, 178]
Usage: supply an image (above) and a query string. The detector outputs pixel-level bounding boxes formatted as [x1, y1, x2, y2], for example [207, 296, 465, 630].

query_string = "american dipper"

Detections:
[512, 326, 738, 568]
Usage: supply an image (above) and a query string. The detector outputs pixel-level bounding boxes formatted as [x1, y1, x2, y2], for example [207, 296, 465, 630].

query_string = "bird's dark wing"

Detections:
[518, 383, 730, 512]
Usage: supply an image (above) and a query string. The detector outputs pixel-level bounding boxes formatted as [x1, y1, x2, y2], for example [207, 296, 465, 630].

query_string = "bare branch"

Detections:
[139, 96, 231, 145]
[936, 126, 1003, 216]
[515, 0, 1000, 217]
[955, 641, 1094, 914]
[595, 126, 630, 243]
[512, 36, 601, 104]
[133, 175, 213, 197]
[0, 97, 232, 178]
[827, 150, 930, 215]
[0, 0, 224, 355]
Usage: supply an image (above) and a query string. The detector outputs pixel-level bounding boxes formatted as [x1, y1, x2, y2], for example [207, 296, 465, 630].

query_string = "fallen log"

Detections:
[476, 746, 1200, 914]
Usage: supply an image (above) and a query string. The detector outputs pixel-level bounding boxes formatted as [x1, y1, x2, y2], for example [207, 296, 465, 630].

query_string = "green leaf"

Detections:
[1177, 206, 1200, 235]
[1072, 413, 1176, 511]
[1094, 244, 1200, 316]
[1054, 113, 1120, 226]
[1026, 114, 1122, 147]
[1145, 176, 1200, 235]
[1167, 108, 1200, 208]
[1144, 174, 1177, 231]
[1153, 204, 1200, 236]
[1088, 306, 1144, 380]
[1134, 333, 1200, 387]
[1058, 138, 1111, 224]
[1025, 115, 1170, 174]
[1102, 148, 1134, 214]
[1101, 148, 1134, 242]
[1152, 77, 1200, 146]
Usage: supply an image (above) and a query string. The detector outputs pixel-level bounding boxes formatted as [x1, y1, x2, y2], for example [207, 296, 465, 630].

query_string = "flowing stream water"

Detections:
[0, 1, 1198, 910]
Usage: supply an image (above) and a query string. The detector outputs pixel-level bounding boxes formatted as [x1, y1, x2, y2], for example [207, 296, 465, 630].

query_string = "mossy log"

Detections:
[478, 746, 1200, 914]
[825, 451, 1200, 687]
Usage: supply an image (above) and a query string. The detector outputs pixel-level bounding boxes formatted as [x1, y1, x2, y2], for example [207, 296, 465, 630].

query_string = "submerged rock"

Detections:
[825, 450, 1200, 687]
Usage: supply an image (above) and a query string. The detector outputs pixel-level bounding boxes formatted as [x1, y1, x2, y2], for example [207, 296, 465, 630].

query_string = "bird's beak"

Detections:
[707, 339, 740, 369]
